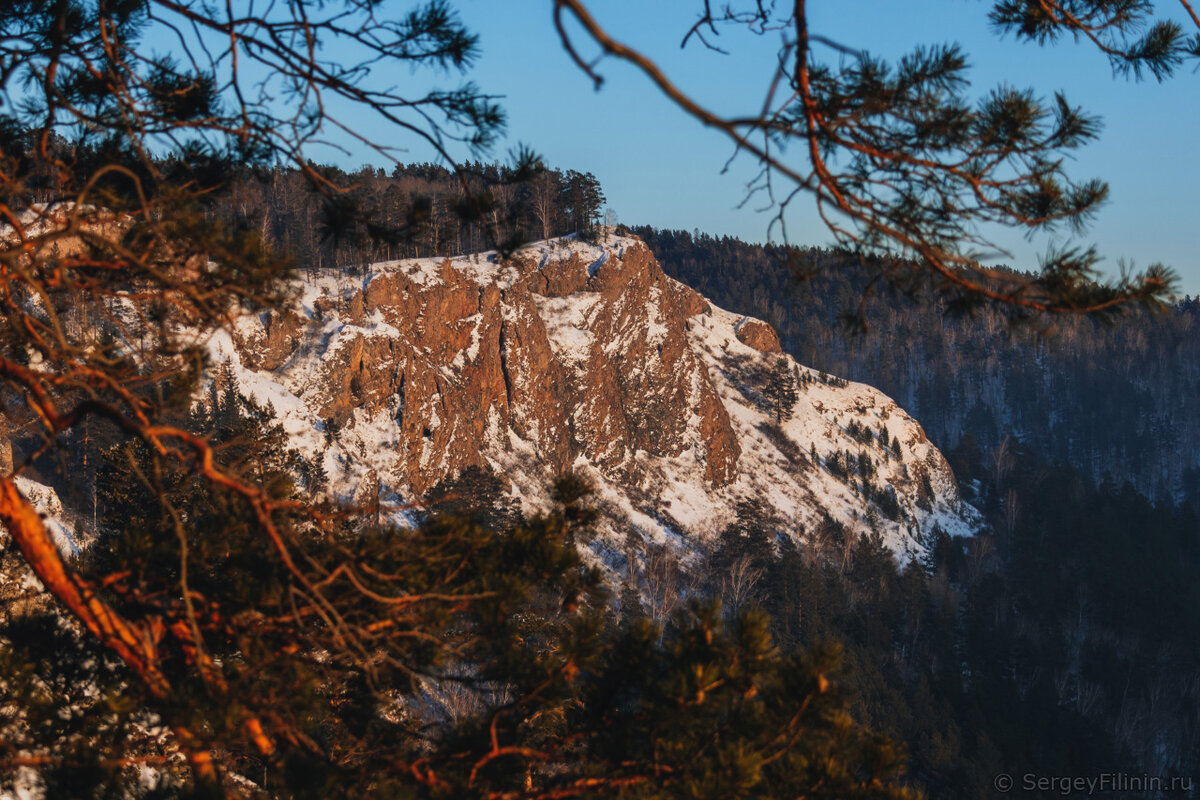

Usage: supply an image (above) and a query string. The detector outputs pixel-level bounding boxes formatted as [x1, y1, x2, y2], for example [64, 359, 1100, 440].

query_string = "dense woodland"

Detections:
[636, 226, 1200, 797]
[180, 167, 1200, 795]
[688, 444, 1200, 799]
[4, 155, 1199, 797]
[202, 164, 1200, 795]
[13, 138, 608, 271]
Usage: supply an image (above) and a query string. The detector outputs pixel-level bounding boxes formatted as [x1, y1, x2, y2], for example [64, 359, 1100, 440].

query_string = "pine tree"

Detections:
[11, 2, 1171, 796]
[552, 0, 1179, 319]
[561, 170, 606, 237]
[763, 355, 800, 422]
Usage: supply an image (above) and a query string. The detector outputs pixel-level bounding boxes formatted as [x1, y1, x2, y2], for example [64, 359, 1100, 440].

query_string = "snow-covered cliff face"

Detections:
[215, 234, 979, 562]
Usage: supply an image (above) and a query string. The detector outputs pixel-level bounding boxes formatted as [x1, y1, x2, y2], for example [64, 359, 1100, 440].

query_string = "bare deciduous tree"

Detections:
[530, 171, 561, 241]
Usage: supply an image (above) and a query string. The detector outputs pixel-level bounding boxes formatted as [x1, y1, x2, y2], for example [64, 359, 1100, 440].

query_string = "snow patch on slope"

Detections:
[210, 233, 980, 566]
[9, 476, 79, 559]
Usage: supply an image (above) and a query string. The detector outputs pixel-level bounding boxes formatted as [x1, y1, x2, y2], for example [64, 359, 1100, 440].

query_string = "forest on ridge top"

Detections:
[186, 159, 1200, 797]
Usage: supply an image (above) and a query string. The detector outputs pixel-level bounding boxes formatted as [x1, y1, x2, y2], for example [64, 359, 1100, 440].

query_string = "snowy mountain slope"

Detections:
[215, 233, 980, 562]
[1, 476, 80, 560]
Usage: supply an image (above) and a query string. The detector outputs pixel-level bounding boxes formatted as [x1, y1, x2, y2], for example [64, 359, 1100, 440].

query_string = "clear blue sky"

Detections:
[326, 2, 1200, 292]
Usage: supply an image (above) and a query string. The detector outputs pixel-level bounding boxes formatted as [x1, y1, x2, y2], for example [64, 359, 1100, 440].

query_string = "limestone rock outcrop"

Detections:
[213, 233, 979, 560]
[735, 317, 782, 354]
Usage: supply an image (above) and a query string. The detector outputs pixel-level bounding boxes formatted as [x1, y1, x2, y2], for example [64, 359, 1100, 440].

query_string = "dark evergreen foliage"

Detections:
[632, 227, 1200, 796]
[762, 355, 799, 422]
[557, 0, 1180, 314]
[1, 386, 920, 798]
[697, 458, 1200, 800]
[3, 2, 1197, 798]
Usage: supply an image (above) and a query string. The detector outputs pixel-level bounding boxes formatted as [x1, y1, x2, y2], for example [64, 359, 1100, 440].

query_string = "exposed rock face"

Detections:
[213, 234, 978, 560]
[735, 317, 782, 354]
[524, 242, 739, 486]
[234, 310, 306, 371]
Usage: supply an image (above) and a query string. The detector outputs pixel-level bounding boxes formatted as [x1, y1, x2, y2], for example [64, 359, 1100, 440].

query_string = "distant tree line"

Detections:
[7, 133, 610, 272]
[665, 447, 1200, 800]
[631, 225, 1200, 796]
[208, 161, 607, 271]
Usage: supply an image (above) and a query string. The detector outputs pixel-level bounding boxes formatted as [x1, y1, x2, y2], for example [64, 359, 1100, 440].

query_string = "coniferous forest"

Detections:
[637, 225, 1200, 797]
[3, 2, 1200, 799]
[4, 155, 1198, 797]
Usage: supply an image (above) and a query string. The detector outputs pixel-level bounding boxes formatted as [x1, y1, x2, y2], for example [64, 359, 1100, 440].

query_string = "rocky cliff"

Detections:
[214, 233, 978, 562]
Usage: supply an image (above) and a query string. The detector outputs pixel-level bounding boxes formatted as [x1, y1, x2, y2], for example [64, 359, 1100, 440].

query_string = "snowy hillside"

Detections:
[213, 233, 980, 564]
